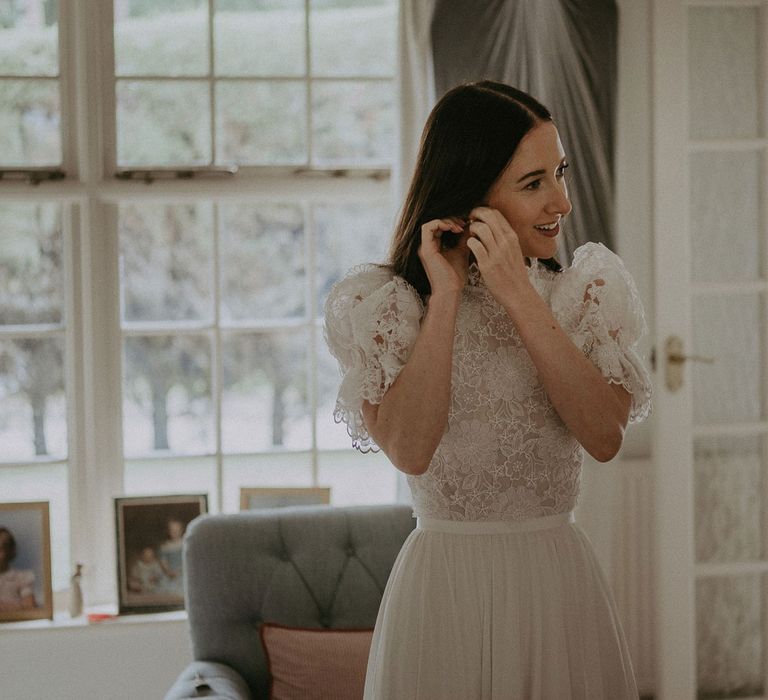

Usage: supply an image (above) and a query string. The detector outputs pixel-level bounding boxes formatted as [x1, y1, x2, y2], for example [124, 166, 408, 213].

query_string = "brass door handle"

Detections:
[658, 335, 715, 391]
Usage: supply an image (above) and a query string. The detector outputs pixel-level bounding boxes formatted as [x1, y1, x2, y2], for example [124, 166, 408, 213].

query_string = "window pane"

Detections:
[115, 0, 208, 77]
[0, 464, 69, 590]
[123, 335, 213, 456]
[697, 575, 764, 697]
[117, 80, 211, 166]
[312, 81, 394, 165]
[216, 81, 307, 164]
[214, 0, 304, 76]
[222, 330, 311, 452]
[316, 337, 354, 451]
[0, 79, 60, 166]
[314, 202, 392, 316]
[692, 294, 763, 424]
[688, 7, 760, 140]
[310, 0, 395, 77]
[219, 202, 306, 320]
[0, 338, 67, 461]
[0, 203, 63, 325]
[0, 0, 59, 75]
[690, 151, 762, 283]
[119, 203, 214, 323]
[223, 453, 312, 512]
[124, 457, 218, 510]
[694, 435, 763, 564]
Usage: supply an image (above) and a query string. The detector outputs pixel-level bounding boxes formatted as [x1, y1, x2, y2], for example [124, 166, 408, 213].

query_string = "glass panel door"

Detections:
[688, 4, 767, 699]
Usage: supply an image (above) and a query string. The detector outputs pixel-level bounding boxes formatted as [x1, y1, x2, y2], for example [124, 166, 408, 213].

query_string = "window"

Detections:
[0, 0, 398, 606]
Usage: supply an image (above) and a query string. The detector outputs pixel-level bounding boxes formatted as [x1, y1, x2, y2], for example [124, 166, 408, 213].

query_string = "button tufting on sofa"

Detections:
[163, 504, 416, 700]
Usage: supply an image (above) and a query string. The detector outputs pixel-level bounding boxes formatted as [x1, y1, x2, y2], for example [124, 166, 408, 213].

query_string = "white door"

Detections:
[653, 1, 768, 698]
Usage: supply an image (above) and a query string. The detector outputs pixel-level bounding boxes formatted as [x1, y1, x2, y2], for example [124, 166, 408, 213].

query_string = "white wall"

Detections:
[0, 615, 191, 700]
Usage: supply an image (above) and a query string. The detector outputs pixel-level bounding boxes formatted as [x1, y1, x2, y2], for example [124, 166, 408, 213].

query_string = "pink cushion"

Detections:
[261, 623, 374, 700]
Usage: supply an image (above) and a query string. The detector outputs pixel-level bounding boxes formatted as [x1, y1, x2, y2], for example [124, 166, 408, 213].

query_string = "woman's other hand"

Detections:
[418, 217, 470, 297]
[465, 206, 530, 307]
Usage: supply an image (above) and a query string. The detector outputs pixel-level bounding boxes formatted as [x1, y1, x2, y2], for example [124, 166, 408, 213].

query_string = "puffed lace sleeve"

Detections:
[552, 242, 652, 423]
[323, 264, 424, 452]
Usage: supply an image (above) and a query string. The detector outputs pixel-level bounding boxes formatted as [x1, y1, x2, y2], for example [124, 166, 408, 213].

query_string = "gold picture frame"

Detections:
[0, 501, 53, 623]
[239, 487, 331, 511]
[115, 494, 208, 615]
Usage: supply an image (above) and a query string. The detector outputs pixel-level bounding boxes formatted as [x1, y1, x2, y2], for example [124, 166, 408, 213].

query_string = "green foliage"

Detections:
[0, 0, 57, 30]
[124, 335, 211, 450]
[0, 80, 61, 166]
[0, 203, 64, 455]
[215, 81, 307, 164]
[215, 0, 297, 11]
[0, 5, 58, 71]
[0, 203, 62, 324]
[0, 0, 396, 452]
[117, 81, 211, 166]
[123, 0, 204, 20]
[120, 203, 213, 321]
[2, 3, 394, 167]
[218, 203, 306, 319]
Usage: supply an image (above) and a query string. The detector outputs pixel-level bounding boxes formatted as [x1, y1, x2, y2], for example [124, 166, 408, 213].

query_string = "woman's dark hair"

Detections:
[0, 527, 17, 562]
[389, 80, 562, 298]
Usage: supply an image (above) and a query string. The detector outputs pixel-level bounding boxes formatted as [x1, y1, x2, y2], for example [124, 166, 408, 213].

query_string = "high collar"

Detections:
[467, 258, 543, 287]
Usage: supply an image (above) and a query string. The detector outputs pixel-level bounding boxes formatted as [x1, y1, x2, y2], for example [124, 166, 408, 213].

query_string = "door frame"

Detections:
[651, 0, 697, 696]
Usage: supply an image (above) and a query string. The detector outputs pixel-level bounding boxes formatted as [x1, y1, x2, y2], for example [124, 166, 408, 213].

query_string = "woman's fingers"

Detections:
[467, 207, 525, 267]
[419, 217, 464, 256]
[421, 217, 464, 239]
[418, 217, 471, 293]
[468, 206, 517, 245]
[466, 236, 488, 264]
[467, 219, 496, 249]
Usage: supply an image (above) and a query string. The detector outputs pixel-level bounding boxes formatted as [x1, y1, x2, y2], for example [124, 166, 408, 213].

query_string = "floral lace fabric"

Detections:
[323, 242, 652, 521]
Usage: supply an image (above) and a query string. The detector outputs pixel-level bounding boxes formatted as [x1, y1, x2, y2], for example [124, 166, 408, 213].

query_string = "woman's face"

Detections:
[484, 121, 572, 260]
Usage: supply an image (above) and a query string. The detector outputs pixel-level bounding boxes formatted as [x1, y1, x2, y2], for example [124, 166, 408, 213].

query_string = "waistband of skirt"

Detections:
[415, 511, 575, 534]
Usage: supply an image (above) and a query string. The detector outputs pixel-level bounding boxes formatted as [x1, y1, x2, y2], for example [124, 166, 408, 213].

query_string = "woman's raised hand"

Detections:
[465, 207, 529, 307]
[418, 217, 471, 297]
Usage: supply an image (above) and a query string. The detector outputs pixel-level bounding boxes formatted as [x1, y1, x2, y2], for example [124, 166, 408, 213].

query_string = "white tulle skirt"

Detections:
[363, 512, 638, 700]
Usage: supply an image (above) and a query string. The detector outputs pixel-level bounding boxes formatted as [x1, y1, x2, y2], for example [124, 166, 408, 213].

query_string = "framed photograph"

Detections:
[0, 502, 53, 623]
[115, 494, 207, 615]
[239, 487, 331, 511]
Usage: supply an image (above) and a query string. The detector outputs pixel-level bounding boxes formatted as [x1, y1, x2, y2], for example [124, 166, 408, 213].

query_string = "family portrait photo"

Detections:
[115, 494, 207, 614]
[0, 502, 53, 623]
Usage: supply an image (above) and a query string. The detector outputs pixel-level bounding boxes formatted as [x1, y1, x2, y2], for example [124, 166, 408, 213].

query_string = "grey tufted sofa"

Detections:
[164, 503, 416, 700]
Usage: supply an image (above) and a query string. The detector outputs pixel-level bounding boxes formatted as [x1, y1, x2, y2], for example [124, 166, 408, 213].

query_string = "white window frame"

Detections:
[0, 0, 397, 606]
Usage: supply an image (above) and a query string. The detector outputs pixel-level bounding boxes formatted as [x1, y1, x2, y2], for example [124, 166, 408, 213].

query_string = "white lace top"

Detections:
[324, 242, 652, 521]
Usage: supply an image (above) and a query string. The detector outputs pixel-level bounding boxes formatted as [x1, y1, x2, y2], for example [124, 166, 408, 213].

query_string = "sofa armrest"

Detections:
[164, 661, 252, 700]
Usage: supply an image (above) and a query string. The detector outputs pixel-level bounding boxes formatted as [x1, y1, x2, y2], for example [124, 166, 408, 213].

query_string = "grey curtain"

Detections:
[430, 0, 618, 261]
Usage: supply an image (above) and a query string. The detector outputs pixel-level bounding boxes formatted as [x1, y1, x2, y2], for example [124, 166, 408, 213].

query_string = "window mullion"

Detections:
[305, 0, 312, 166]
[208, 0, 216, 166]
[59, 0, 78, 176]
[70, 0, 124, 606]
[213, 203, 224, 513]
[306, 201, 318, 484]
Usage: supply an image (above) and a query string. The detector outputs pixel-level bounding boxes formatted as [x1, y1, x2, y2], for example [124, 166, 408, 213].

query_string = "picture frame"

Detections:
[239, 487, 331, 511]
[0, 502, 53, 623]
[115, 494, 207, 615]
